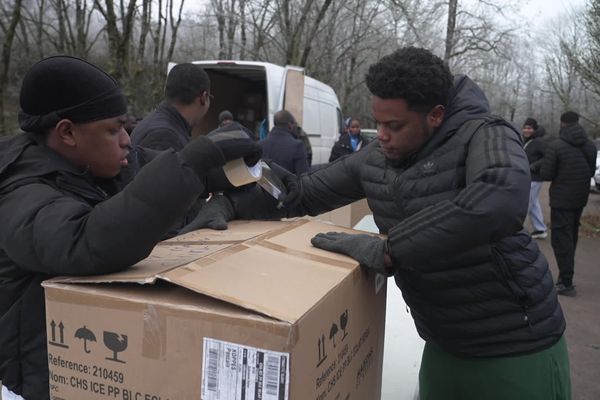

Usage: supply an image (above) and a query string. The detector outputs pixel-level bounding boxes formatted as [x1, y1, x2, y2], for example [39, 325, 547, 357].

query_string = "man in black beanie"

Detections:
[540, 111, 597, 296]
[0, 56, 261, 400]
[132, 62, 211, 151]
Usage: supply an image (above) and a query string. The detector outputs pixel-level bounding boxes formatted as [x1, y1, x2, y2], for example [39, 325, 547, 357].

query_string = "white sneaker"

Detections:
[531, 230, 548, 239]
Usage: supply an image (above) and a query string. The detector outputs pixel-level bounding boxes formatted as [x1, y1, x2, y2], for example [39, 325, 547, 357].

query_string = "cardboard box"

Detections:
[43, 220, 386, 400]
[313, 200, 372, 229]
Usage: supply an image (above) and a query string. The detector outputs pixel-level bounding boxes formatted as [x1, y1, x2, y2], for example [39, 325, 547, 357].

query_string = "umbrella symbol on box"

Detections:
[74, 326, 96, 353]
[329, 323, 339, 348]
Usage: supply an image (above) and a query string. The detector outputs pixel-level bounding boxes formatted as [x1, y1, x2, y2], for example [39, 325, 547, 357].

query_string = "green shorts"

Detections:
[419, 336, 571, 400]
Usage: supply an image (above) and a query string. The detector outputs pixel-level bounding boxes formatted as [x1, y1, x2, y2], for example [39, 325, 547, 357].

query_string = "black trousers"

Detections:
[550, 207, 583, 286]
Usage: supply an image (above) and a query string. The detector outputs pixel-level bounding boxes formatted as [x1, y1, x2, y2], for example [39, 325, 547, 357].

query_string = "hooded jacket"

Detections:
[540, 124, 597, 209]
[0, 133, 205, 399]
[231, 75, 565, 358]
[523, 126, 547, 181]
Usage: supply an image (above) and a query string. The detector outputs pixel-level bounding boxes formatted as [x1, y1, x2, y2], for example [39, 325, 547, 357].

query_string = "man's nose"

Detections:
[120, 129, 131, 147]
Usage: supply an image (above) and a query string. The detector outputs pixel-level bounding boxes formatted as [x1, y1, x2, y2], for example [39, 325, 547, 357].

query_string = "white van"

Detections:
[167, 60, 344, 165]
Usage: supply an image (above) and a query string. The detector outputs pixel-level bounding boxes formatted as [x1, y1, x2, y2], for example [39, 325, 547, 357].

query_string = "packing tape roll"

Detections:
[223, 158, 263, 187]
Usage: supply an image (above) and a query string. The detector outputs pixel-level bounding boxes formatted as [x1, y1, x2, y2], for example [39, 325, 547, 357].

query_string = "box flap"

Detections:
[50, 220, 287, 284]
[160, 220, 360, 323]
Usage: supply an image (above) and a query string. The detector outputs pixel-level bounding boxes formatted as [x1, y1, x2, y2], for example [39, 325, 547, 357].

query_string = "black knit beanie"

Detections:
[523, 117, 538, 130]
[19, 56, 128, 132]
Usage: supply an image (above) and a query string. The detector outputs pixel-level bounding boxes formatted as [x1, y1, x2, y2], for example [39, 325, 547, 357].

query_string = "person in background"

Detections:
[522, 117, 548, 238]
[260, 110, 309, 175]
[540, 111, 597, 296]
[215, 109, 257, 140]
[131, 63, 211, 151]
[218, 109, 234, 127]
[203, 46, 570, 400]
[0, 56, 261, 400]
[329, 118, 370, 162]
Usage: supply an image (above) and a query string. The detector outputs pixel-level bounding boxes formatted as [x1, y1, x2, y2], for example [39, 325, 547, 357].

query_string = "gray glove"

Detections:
[178, 194, 235, 234]
[311, 232, 394, 276]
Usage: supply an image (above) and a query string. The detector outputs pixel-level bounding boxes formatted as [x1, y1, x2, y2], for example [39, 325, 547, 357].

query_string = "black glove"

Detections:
[207, 128, 262, 166]
[178, 194, 235, 234]
[266, 161, 302, 208]
[180, 136, 227, 177]
[311, 232, 395, 276]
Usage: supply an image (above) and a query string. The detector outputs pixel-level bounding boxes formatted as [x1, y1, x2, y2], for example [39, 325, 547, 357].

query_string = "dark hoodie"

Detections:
[540, 123, 597, 209]
[523, 126, 547, 181]
[0, 133, 205, 399]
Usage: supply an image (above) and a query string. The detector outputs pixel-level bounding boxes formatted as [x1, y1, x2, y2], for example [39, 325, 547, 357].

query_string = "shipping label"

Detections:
[201, 338, 289, 400]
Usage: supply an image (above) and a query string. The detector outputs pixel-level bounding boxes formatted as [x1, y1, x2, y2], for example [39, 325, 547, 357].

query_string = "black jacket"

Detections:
[0, 133, 205, 399]
[260, 126, 309, 175]
[131, 101, 191, 151]
[231, 76, 565, 358]
[523, 126, 547, 181]
[329, 133, 369, 162]
[540, 124, 597, 209]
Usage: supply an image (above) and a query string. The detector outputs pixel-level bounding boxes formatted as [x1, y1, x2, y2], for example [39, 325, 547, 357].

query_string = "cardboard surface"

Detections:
[313, 199, 372, 230]
[43, 219, 386, 400]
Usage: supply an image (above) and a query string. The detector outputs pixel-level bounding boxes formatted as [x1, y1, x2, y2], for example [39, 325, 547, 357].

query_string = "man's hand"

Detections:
[181, 134, 262, 178]
[266, 161, 302, 208]
[179, 194, 234, 234]
[311, 232, 395, 276]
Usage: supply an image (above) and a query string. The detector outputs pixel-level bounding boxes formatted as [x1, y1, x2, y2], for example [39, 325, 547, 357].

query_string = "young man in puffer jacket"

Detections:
[201, 46, 571, 400]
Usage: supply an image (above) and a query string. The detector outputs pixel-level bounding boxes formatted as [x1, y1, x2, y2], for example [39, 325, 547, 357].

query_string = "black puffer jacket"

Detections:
[328, 133, 370, 162]
[131, 101, 191, 151]
[232, 76, 565, 358]
[540, 124, 597, 209]
[523, 126, 547, 181]
[0, 133, 205, 399]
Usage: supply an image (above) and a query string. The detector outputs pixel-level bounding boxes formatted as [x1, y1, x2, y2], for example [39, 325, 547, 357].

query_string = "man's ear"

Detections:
[199, 92, 207, 107]
[55, 119, 77, 147]
[428, 105, 445, 128]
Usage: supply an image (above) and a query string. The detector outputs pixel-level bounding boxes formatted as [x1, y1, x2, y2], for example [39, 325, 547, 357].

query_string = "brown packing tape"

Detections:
[255, 239, 357, 270]
[142, 304, 167, 360]
[157, 240, 244, 246]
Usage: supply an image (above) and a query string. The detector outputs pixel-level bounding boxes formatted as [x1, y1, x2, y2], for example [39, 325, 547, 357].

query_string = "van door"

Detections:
[278, 66, 305, 126]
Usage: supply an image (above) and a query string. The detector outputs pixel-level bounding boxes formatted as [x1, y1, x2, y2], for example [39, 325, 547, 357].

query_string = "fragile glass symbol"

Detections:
[104, 331, 128, 363]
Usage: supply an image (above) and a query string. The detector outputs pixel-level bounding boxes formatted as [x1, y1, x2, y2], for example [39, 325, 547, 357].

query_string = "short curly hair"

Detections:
[366, 47, 453, 112]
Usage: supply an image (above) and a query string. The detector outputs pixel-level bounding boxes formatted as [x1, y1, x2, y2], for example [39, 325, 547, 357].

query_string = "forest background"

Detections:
[1, 0, 600, 140]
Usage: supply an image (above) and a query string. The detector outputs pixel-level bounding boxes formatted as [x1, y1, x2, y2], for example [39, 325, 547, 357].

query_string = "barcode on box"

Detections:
[201, 337, 289, 400]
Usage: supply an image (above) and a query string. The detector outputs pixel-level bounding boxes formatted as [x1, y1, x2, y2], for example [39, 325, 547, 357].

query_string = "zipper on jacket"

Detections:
[491, 246, 532, 330]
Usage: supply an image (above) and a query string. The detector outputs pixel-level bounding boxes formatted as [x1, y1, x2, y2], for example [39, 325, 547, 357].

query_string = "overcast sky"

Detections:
[520, 0, 587, 25]
[182, 0, 589, 33]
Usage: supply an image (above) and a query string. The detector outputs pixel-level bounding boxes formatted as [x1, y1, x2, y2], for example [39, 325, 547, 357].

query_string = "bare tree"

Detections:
[53, 0, 100, 58]
[0, 0, 23, 132]
[443, 0, 517, 64]
[93, 0, 137, 80]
